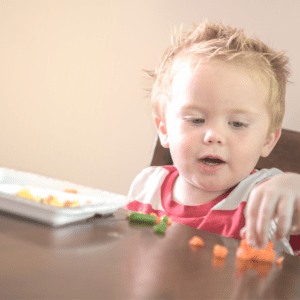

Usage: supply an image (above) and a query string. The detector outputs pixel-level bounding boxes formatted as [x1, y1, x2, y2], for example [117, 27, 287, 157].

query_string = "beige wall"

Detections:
[0, 0, 299, 196]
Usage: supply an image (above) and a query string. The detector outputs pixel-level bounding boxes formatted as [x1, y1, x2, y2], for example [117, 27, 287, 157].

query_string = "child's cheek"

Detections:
[183, 135, 198, 158]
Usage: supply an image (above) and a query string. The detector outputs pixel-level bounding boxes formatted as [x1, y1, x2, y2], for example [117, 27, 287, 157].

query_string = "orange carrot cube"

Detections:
[237, 239, 275, 263]
[276, 257, 284, 265]
[189, 236, 204, 248]
[150, 213, 161, 225]
[213, 245, 228, 258]
[236, 247, 251, 260]
[252, 249, 275, 263]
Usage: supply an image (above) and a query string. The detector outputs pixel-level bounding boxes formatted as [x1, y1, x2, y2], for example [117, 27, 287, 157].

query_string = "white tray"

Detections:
[0, 167, 130, 226]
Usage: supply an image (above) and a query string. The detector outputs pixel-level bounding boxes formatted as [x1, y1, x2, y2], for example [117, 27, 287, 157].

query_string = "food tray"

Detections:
[0, 167, 130, 226]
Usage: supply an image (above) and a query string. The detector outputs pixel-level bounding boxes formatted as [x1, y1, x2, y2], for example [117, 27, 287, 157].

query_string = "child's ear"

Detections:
[260, 128, 281, 157]
[155, 117, 169, 148]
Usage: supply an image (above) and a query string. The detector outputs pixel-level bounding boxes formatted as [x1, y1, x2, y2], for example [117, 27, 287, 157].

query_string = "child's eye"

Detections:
[191, 118, 205, 124]
[231, 121, 247, 128]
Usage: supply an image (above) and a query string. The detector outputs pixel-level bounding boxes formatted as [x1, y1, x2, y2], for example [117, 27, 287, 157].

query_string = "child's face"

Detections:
[156, 58, 281, 195]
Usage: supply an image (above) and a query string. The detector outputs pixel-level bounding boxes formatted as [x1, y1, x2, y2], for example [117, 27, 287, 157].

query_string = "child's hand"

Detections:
[240, 172, 300, 249]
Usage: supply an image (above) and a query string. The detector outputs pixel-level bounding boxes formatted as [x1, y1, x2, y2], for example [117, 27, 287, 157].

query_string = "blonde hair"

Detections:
[142, 20, 292, 137]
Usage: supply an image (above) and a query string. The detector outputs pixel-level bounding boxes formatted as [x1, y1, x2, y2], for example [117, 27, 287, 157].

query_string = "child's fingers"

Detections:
[240, 226, 246, 239]
[255, 191, 279, 248]
[245, 188, 264, 248]
[290, 224, 300, 235]
[289, 207, 300, 235]
[272, 193, 294, 239]
[246, 187, 280, 249]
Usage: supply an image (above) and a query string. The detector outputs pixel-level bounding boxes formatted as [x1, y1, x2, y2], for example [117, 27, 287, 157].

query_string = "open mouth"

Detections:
[200, 157, 225, 166]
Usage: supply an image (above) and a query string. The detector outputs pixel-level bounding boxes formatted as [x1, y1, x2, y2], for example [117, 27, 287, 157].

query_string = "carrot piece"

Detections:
[236, 246, 251, 260]
[45, 195, 54, 204]
[237, 239, 253, 259]
[237, 239, 275, 263]
[252, 240, 275, 263]
[276, 257, 284, 265]
[240, 238, 252, 249]
[213, 245, 228, 258]
[64, 200, 72, 207]
[64, 189, 78, 194]
[264, 240, 274, 251]
[252, 248, 275, 263]
[154, 216, 161, 225]
[189, 236, 204, 248]
[150, 213, 161, 225]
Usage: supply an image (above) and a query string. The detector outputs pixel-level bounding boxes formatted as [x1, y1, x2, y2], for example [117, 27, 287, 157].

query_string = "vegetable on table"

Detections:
[189, 235, 204, 250]
[236, 239, 275, 263]
[213, 244, 228, 258]
[153, 215, 169, 234]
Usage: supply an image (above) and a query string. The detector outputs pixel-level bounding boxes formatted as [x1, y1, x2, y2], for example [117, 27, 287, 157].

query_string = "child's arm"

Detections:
[242, 172, 300, 249]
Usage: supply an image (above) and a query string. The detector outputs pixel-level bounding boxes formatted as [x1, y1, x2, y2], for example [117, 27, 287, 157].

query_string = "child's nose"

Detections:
[203, 129, 225, 144]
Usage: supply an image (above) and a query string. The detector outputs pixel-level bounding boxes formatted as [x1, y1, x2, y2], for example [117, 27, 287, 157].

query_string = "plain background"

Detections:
[0, 0, 299, 196]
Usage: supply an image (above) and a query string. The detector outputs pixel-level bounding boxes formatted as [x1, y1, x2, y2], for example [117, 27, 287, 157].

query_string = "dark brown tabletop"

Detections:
[0, 207, 299, 299]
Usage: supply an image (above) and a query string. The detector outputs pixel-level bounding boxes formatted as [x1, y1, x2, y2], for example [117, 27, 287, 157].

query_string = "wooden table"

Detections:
[0, 207, 299, 299]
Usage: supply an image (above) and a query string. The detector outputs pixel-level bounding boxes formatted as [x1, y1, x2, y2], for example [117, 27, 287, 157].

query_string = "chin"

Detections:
[198, 184, 226, 192]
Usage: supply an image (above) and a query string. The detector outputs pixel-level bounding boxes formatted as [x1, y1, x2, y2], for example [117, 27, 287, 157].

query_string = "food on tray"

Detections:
[0, 167, 130, 226]
[64, 189, 78, 194]
[16, 189, 83, 207]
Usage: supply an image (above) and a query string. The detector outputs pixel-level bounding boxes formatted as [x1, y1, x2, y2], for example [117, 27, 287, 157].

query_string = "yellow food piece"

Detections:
[44, 195, 61, 207]
[16, 189, 80, 208]
[69, 200, 79, 207]
[16, 189, 33, 200]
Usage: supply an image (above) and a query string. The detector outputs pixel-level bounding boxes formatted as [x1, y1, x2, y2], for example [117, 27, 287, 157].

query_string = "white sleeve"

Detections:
[128, 166, 169, 211]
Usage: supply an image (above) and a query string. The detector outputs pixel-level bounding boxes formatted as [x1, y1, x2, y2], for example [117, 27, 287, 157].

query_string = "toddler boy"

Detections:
[124, 20, 300, 255]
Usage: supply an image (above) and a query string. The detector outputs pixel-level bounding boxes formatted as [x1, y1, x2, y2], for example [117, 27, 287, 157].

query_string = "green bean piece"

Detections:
[154, 215, 168, 234]
[129, 212, 156, 225]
